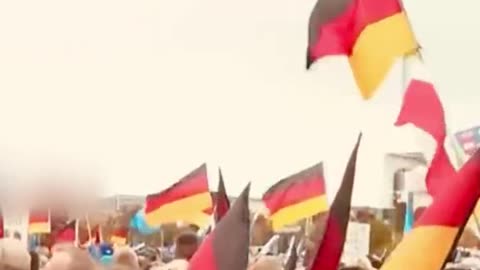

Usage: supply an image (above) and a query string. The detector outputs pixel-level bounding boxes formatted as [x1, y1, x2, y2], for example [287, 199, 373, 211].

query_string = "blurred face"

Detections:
[356, 210, 372, 223]
[44, 251, 72, 270]
[177, 243, 198, 260]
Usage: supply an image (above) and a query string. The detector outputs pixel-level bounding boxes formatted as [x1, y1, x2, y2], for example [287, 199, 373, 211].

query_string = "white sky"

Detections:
[0, 0, 478, 200]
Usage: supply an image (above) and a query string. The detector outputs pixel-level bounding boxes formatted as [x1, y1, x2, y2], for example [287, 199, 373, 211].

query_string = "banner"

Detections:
[2, 208, 29, 247]
[342, 222, 370, 260]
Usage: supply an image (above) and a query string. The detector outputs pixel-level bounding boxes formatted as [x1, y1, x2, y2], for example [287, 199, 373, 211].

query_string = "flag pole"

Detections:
[74, 219, 79, 247]
[85, 213, 92, 245]
[159, 229, 164, 248]
[249, 211, 260, 245]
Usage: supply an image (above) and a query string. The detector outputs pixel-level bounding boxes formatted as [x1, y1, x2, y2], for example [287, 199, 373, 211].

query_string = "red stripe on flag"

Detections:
[145, 164, 209, 213]
[188, 233, 217, 270]
[395, 79, 455, 196]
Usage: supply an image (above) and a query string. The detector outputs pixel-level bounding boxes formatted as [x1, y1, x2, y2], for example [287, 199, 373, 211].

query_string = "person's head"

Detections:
[174, 232, 199, 260]
[0, 238, 31, 270]
[39, 255, 50, 268]
[137, 255, 149, 269]
[356, 209, 374, 223]
[44, 246, 97, 270]
[13, 231, 22, 241]
[112, 247, 140, 269]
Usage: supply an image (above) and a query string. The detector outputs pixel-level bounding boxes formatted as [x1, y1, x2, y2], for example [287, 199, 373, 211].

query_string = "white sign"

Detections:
[342, 222, 370, 260]
[2, 208, 29, 247]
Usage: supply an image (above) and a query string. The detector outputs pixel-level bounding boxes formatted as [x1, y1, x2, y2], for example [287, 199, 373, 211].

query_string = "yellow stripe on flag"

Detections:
[381, 226, 458, 270]
[181, 212, 211, 228]
[111, 236, 127, 246]
[145, 192, 212, 227]
[349, 12, 417, 99]
[28, 223, 50, 234]
[270, 195, 328, 231]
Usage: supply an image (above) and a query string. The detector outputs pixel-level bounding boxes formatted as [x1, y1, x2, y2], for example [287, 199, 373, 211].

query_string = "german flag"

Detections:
[380, 150, 480, 270]
[180, 210, 212, 229]
[395, 56, 456, 197]
[262, 163, 327, 231]
[111, 227, 128, 246]
[214, 168, 230, 224]
[307, 0, 418, 99]
[145, 163, 213, 227]
[310, 135, 360, 270]
[189, 183, 250, 270]
[28, 209, 51, 234]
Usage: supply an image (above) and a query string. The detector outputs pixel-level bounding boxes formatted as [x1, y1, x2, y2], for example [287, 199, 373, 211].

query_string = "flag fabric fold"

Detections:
[307, 0, 418, 99]
[53, 220, 77, 245]
[381, 150, 480, 270]
[180, 211, 212, 229]
[214, 168, 230, 224]
[310, 134, 361, 270]
[189, 183, 250, 270]
[395, 56, 456, 196]
[129, 209, 160, 235]
[262, 163, 328, 231]
[145, 163, 213, 227]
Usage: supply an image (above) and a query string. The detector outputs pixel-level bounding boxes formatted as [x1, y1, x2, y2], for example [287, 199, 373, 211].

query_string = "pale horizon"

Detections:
[0, 0, 478, 203]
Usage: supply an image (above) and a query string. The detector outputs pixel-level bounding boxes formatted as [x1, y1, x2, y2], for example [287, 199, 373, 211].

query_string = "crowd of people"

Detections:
[2, 220, 480, 270]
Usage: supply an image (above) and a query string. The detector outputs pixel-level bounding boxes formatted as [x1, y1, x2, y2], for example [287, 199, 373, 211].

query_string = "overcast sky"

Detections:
[0, 0, 478, 200]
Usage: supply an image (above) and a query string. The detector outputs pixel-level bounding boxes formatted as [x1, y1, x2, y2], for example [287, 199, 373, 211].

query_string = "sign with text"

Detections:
[342, 222, 370, 260]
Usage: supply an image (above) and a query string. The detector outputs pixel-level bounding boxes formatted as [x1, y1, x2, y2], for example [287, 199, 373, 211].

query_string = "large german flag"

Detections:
[310, 135, 360, 270]
[262, 163, 327, 231]
[381, 150, 480, 270]
[307, 0, 418, 99]
[145, 163, 213, 227]
[28, 209, 51, 234]
[189, 183, 250, 270]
